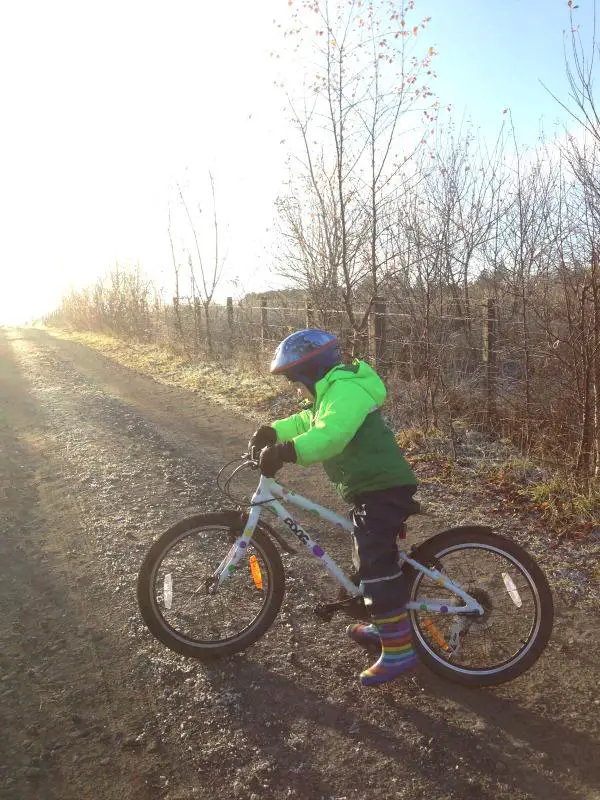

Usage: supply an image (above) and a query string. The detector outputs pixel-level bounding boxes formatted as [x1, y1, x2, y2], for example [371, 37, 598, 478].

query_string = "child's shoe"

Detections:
[360, 608, 417, 686]
[346, 622, 380, 646]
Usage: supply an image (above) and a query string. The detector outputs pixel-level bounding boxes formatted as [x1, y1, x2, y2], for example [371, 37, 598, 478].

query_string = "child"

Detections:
[249, 328, 419, 686]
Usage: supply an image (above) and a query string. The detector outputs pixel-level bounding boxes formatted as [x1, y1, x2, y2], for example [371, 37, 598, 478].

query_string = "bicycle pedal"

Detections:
[336, 589, 370, 622]
[314, 595, 369, 623]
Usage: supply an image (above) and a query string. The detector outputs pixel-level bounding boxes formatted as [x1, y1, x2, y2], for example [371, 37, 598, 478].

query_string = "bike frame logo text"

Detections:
[283, 517, 310, 545]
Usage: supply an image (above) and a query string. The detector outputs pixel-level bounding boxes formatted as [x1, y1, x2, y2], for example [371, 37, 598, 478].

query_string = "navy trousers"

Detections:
[351, 485, 419, 616]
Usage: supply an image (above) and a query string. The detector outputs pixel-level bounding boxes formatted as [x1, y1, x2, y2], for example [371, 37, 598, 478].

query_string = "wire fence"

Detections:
[151, 296, 579, 444]
[46, 289, 600, 482]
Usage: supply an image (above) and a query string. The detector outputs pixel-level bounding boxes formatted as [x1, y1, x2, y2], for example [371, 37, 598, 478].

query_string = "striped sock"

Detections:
[360, 608, 417, 687]
[346, 622, 380, 646]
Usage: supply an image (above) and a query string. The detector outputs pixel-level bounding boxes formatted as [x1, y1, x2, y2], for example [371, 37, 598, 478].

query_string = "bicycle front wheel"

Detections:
[407, 526, 553, 686]
[137, 513, 285, 659]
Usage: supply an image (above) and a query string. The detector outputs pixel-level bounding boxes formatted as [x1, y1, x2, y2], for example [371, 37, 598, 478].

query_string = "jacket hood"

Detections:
[316, 359, 387, 406]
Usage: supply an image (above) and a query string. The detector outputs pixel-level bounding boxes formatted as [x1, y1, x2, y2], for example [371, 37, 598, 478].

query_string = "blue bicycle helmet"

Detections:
[270, 329, 341, 391]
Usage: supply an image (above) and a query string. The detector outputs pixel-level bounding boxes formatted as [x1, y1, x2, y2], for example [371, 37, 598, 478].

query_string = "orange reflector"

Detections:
[422, 617, 450, 652]
[249, 555, 263, 590]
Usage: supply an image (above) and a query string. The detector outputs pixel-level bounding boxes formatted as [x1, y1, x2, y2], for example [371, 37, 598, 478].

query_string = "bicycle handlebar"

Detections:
[243, 450, 261, 468]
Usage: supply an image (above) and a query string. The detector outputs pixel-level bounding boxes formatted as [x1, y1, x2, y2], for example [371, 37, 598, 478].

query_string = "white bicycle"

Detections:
[137, 455, 554, 686]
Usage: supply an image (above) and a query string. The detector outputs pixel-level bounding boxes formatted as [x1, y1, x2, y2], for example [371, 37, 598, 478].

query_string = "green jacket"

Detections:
[272, 359, 416, 503]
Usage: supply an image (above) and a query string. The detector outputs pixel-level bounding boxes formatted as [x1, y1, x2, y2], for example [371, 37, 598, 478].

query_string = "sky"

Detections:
[0, 0, 595, 324]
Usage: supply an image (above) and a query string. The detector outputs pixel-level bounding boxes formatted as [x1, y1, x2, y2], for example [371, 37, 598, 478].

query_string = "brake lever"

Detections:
[243, 450, 261, 470]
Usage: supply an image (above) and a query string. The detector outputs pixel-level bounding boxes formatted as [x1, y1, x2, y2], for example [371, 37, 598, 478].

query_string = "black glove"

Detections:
[259, 442, 297, 477]
[248, 425, 277, 458]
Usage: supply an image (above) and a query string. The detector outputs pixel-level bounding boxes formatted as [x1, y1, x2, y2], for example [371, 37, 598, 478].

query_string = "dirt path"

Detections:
[1, 327, 598, 800]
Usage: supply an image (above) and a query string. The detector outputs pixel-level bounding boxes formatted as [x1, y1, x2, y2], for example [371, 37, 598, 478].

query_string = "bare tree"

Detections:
[176, 173, 226, 355]
[167, 205, 189, 354]
[276, 0, 435, 349]
[551, 1, 600, 479]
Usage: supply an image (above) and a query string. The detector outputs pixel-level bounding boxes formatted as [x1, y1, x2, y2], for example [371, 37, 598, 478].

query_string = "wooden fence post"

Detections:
[369, 296, 387, 370]
[306, 300, 315, 328]
[226, 296, 234, 355]
[261, 297, 268, 347]
[483, 298, 498, 427]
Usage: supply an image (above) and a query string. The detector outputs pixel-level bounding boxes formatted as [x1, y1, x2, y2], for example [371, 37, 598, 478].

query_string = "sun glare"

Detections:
[0, 1, 286, 326]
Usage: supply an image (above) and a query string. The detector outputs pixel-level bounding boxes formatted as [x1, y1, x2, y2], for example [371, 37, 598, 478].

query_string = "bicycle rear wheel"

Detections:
[137, 513, 285, 659]
[407, 526, 553, 686]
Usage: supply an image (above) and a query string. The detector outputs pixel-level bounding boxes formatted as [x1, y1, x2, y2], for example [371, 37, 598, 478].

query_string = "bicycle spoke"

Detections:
[412, 540, 540, 673]
[150, 526, 273, 644]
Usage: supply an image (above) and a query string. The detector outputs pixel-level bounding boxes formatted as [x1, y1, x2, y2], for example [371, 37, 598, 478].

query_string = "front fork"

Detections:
[208, 508, 261, 594]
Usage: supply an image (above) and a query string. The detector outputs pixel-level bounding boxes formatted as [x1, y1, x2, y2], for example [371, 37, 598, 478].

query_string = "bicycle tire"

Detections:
[137, 513, 286, 659]
[407, 526, 554, 687]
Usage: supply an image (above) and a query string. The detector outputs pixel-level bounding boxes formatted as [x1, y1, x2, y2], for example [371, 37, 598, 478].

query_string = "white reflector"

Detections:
[502, 572, 522, 607]
[164, 573, 173, 609]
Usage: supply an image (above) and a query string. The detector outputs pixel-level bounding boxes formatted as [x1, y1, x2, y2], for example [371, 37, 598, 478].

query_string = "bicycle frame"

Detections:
[212, 473, 484, 617]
